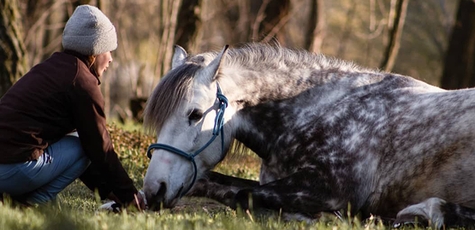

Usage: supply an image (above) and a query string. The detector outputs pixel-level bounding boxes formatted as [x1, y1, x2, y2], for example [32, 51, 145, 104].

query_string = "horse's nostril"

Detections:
[156, 182, 167, 198]
[148, 182, 167, 211]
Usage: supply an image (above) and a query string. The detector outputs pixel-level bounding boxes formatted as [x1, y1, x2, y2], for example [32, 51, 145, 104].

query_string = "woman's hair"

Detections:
[86, 56, 96, 68]
[88, 56, 99, 77]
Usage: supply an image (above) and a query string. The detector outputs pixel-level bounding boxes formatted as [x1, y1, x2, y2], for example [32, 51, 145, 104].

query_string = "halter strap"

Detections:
[146, 83, 228, 198]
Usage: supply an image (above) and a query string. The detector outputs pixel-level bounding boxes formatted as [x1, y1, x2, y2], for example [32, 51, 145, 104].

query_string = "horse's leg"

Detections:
[190, 170, 336, 221]
[190, 169, 348, 221]
[394, 197, 475, 229]
[231, 169, 354, 218]
[203, 171, 260, 187]
[187, 171, 259, 207]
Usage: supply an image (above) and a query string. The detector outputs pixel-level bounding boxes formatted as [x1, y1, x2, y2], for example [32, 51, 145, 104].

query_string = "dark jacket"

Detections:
[0, 51, 137, 204]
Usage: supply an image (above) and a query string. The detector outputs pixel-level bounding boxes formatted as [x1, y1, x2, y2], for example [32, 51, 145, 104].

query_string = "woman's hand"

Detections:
[104, 191, 147, 212]
[132, 190, 147, 211]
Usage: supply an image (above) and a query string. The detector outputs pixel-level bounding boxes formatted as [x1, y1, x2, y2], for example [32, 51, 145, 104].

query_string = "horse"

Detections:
[142, 42, 475, 228]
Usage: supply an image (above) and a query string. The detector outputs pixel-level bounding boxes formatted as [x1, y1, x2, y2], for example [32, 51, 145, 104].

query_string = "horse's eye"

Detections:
[188, 109, 203, 122]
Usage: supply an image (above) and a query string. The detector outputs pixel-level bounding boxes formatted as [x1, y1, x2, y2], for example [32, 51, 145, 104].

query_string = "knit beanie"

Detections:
[62, 5, 117, 56]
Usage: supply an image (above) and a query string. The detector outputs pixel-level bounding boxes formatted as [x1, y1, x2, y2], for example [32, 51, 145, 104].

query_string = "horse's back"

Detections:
[364, 85, 475, 217]
[292, 73, 475, 216]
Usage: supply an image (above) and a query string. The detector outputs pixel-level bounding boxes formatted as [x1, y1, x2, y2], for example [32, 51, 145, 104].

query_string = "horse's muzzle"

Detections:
[147, 182, 167, 211]
[146, 182, 184, 211]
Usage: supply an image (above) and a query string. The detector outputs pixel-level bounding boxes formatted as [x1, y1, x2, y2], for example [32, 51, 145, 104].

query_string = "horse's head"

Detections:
[142, 45, 234, 209]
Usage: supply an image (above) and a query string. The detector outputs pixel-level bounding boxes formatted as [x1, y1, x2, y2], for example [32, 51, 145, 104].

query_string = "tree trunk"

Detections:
[440, 0, 475, 89]
[175, 0, 201, 53]
[379, 0, 409, 72]
[306, 0, 325, 53]
[253, 0, 290, 44]
[154, 0, 182, 87]
[0, 0, 27, 97]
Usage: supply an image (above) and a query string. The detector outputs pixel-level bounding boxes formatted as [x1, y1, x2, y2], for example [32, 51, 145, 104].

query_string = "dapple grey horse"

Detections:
[143, 43, 475, 228]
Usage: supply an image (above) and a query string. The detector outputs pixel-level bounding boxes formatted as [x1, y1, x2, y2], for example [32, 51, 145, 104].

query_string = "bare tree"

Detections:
[175, 0, 201, 52]
[203, 0, 251, 46]
[0, 0, 27, 97]
[252, 0, 290, 44]
[23, 0, 72, 66]
[379, 0, 410, 72]
[440, 0, 475, 89]
[155, 0, 182, 86]
[336, 0, 357, 58]
[306, 0, 325, 53]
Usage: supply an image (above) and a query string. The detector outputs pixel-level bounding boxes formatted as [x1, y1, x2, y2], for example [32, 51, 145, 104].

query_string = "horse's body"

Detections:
[143, 43, 475, 228]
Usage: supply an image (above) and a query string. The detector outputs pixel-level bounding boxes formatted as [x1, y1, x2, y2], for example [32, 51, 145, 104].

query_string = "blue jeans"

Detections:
[0, 135, 90, 204]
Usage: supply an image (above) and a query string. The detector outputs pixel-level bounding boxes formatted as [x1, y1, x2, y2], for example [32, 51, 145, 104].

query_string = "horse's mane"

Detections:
[225, 42, 372, 75]
[143, 63, 200, 134]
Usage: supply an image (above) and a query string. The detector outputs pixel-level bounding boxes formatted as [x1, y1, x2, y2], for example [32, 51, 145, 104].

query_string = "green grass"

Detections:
[0, 122, 391, 230]
[0, 198, 388, 230]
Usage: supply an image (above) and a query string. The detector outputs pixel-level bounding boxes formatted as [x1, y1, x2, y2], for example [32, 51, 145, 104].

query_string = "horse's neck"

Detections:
[222, 65, 329, 159]
[221, 67, 324, 106]
[222, 63, 388, 159]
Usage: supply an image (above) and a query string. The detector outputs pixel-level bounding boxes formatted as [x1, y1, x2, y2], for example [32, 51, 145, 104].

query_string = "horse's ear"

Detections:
[171, 45, 187, 69]
[200, 45, 229, 82]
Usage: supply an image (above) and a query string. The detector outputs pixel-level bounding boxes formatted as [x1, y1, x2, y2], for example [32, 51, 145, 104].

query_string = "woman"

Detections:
[0, 5, 144, 210]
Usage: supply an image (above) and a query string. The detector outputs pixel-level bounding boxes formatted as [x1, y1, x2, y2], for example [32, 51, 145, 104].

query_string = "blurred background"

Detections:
[1, 0, 474, 123]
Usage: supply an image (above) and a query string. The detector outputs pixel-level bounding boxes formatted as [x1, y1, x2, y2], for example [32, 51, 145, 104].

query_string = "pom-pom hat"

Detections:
[62, 5, 117, 56]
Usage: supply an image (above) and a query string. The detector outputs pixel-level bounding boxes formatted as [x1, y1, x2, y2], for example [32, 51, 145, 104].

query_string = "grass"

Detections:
[0, 122, 391, 230]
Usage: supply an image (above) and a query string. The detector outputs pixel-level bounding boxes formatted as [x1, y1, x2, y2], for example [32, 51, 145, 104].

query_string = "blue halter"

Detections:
[146, 83, 228, 198]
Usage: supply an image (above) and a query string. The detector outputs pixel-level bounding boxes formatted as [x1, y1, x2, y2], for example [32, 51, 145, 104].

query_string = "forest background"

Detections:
[1, 0, 475, 122]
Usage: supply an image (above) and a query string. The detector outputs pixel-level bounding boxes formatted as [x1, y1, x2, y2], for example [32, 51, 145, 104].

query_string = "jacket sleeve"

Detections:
[71, 67, 137, 204]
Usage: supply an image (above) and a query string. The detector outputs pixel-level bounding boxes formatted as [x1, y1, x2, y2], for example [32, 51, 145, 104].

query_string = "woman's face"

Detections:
[93, 51, 113, 77]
